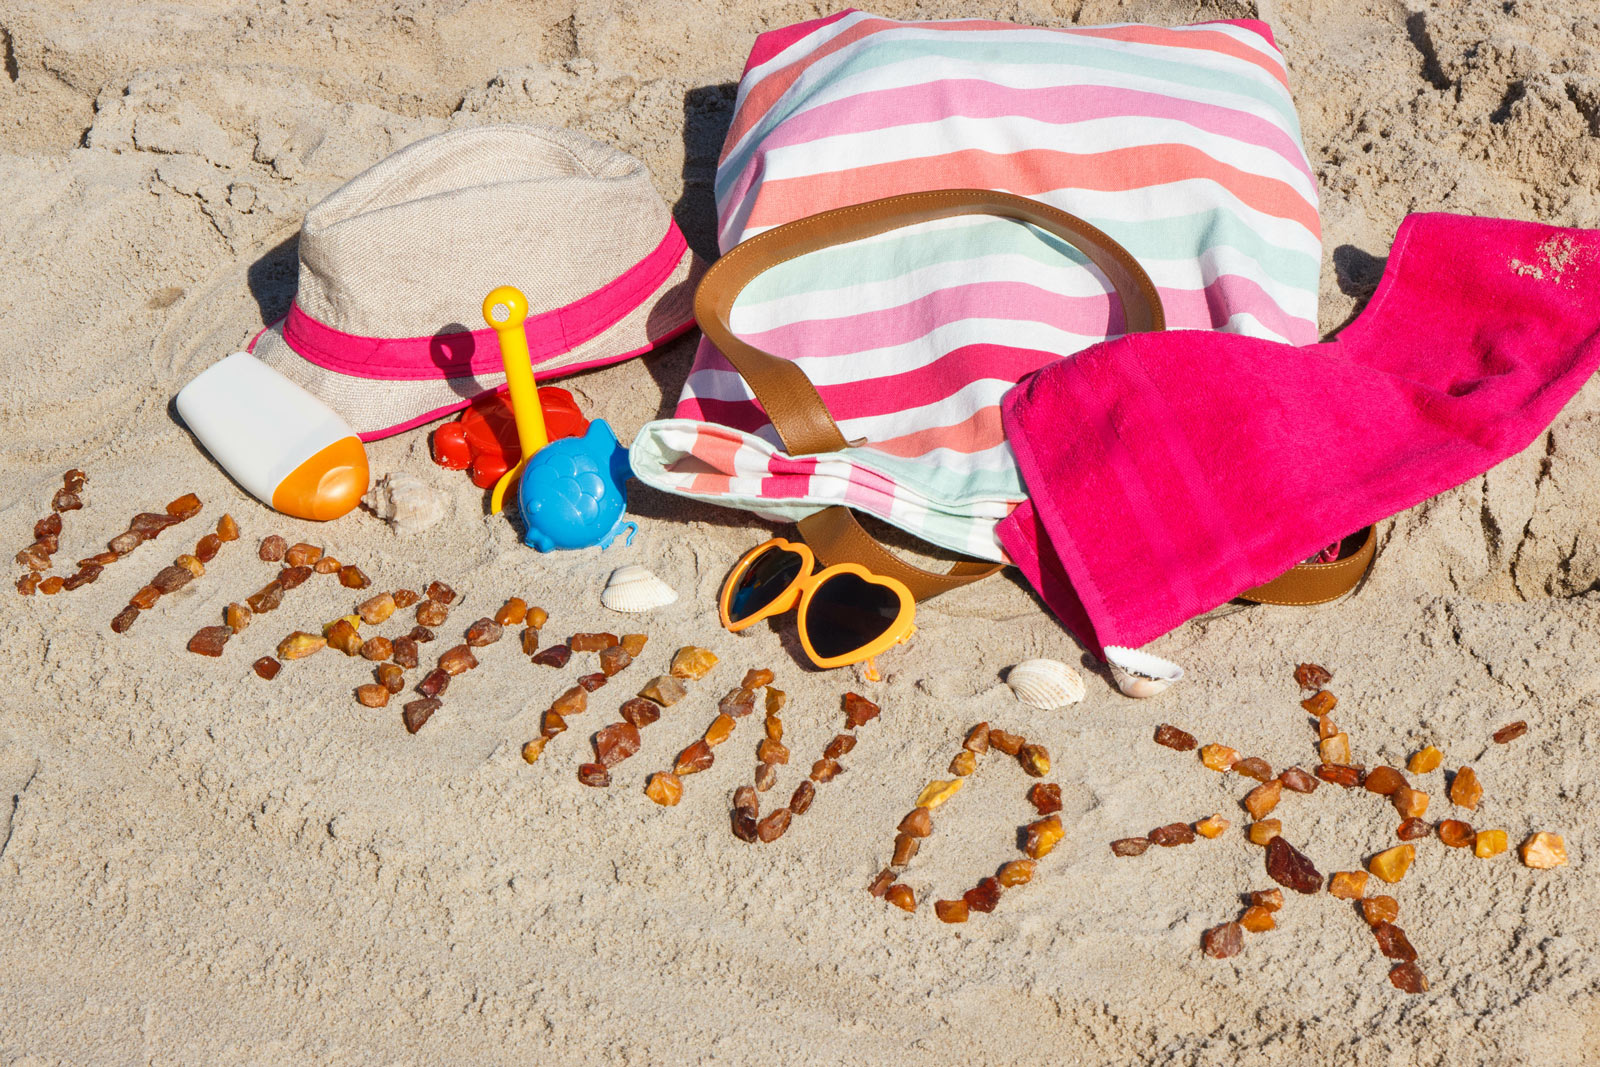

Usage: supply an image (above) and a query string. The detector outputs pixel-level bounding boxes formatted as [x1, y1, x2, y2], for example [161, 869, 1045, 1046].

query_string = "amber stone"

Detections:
[359, 636, 393, 662]
[1521, 831, 1568, 869]
[1203, 922, 1244, 959]
[1029, 783, 1063, 815]
[408, 626, 435, 643]
[755, 760, 780, 791]
[1361, 895, 1399, 925]
[252, 656, 281, 680]
[756, 809, 792, 842]
[186, 626, 232, 657]
[15, 573, 37, 596]
[899, 807, 933, 838]
[16, 544, 50, 571]
[548, 686, 585, 716]
[1195, 815, 1231, 839]
[521, 738, 547, 764]
[377, 663, 406, 694]
[1153, 723, 1197, 751]
[764, 688, 786, 715]
[1449, 767, 1483, 810]
[1315, 763, 1364, 787]
[247, 580, 285, 612]
[1294, 663, 1332, 690]
[935, 899, 969, 923]
[353, 593, 393, 625]
[790, 780, 816, 816]
[963, 723, 991, 753]
[355, 684, 391, 708]
[402, 698, 439, 734]
[1150, 823, 1196, 847]
[1240, 906, 1276, 933]
[438, 645, 480, 676]
[843, 692, 881, 728]
[1024, 816, 1064, 859]
[669, 645, 718, 680]
[1247, 820, 1282, 846]
[284, 542, 321, 567]
[997, 859, 1035, 887]
[520, 627, 541, 655]
[1328, 871, 1368, 900]
[1437, 819, 1474, 847]
[39, 576, 65, 595]
[732, 811, 760, 843]
[392, 589, 420, 609]
[1301, 690, 1337, 716]
[1200, 744, 1240, 772]
[531, 645, 573, 669]
[1319, 733, 1352, 765]
[578, 673, 608, 692]
[151, 565, 193, 594]
[1396, 818, 1429, 841]
[645, 773, 682, 806]
[1244, 780, 1282, 820]
[598, 645, 632, 677]
[540, 711, 567, 739]
[885, 884, 916, 913]
[1017, 744, 1051, 777]
[1391, 787, 1429, 820]
[277, 632, 326, 660]
[702, 713, 735, 748]
[415, 600, 450, 627]
[258, 535, 287, 561]
[338, 565, 371, 589]
[989, 729, 1025, 756]
[1369, 844, 1416, 883]
[130, 512, 182, 539]
[1319, 720, 1341, 740]
[62, 469, 86, 491]
[639, 675, 687, 706]
[1407, 746, 1442, 774]
[619, 698, 661, 729]
[1372, 922, 1417, 962]
[719, 687, 756, 718]
[1473, 829, 1508, 859]
[416, 669, 450, 698]
[35, 513, 61, 539]
[1110, 838, 1151, 857]
[1389, 962, 1429, 994]
[742, 668, 775, 690]
[129, 585, 162, 610]
[495, 598, 527, 626]
[1234, 757, 1273, 782]
[765, 715, 783, 743]
[732, 786, 759, 817]
[1265, 836, 1322, 894]
[891, 833, 919, 867]
[1250, 889, 1284, 912]
[595, 722, 642, 767]
[52, 490, 83, 513]
[62, 565, 102, 590]
[194, 533, 222, 563]
[675, 739, 715, 776]
[1365, 766, 1407, 796]
[620, 633, 647, 657]
[570, 632, 619, 653]
[964, 877, 1003, 913]
[758, 738, 790, 766]
[950, 750, 978, 777]
[823, 733, 856, 760]
[810, 759, 842, 783]
[425, 581, 457, 605]
[108, 531, 143, 555]
[577, 763, 611, 787]
[391, 638, 419, 670]
[165, 493, 203, 519]
[1278, 766, 1319, 794]
[464, 618, 502, 646]
[1492, 720, 1528, 744]
[313, 556, 341, 574]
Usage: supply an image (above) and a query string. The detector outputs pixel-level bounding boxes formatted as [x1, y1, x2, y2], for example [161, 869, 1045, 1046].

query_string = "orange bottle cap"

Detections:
[271, 436, 369, 520]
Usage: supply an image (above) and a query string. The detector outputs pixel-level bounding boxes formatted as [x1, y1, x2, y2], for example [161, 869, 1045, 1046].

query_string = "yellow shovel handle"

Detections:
[482, 286, 550, 515]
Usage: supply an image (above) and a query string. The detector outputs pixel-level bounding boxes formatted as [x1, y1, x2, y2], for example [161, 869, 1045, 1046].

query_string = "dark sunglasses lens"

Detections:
[728, 546, 807, 624]
[805, 572, 900, 660]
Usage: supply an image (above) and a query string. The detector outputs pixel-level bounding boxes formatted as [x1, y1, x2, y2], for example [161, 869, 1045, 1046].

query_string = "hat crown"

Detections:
[294, 124, 671, 339]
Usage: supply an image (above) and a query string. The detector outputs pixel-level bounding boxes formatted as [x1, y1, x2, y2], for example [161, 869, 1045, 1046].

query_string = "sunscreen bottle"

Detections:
[175, 352, 369, 521]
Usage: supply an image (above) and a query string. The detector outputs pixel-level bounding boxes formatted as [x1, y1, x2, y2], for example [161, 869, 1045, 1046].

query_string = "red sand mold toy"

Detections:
[431, 388, 589, 489]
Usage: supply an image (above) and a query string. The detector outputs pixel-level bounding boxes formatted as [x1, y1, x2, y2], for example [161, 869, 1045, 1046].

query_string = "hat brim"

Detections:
[251, 248, 702, 440]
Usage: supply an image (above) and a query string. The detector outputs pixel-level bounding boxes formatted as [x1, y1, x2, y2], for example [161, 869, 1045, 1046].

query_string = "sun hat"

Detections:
[249, 123, 703, 439]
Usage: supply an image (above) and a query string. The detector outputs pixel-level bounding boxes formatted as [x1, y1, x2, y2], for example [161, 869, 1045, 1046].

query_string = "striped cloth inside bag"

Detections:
[629, 10, 1321, 561]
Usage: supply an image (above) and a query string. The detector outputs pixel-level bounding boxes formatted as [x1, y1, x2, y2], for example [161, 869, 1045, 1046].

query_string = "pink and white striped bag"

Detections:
[629, 9, 1321, 561]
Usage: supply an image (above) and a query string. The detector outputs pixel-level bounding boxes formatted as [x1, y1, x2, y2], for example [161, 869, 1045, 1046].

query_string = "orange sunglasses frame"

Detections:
[718, 537, 916, 677]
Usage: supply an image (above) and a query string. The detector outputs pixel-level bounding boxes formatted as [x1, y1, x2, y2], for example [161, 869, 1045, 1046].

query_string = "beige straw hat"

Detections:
[251, 123, 702, 438]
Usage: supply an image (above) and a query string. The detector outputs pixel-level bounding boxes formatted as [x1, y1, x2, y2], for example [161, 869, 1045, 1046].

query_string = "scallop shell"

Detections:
[1105, 646, 1184, 699]
[362, 472, 448, 535]
[601, 565, 678, 613]
[1006, 658, 1086, 709]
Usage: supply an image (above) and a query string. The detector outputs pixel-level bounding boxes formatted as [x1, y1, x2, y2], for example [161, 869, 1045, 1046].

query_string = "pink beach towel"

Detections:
[996, 212, 1600, 656]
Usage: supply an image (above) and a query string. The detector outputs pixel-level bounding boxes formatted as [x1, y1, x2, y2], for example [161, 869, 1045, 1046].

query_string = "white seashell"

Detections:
[1006, 658, 1086, 709]
[1105, 647, 1184, 699]
[601, 565, 678, 613]
[362, 472, 449, 535]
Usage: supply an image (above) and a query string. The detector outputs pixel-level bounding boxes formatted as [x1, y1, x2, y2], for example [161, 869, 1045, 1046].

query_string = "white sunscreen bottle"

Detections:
[175, 352, 369, 521]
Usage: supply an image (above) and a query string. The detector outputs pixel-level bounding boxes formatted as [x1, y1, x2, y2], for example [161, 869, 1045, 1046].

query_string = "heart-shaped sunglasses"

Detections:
[719, 538, 916, 679]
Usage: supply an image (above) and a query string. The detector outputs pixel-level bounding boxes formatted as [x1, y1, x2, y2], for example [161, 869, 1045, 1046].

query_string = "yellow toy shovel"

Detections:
[482, 286, 551, 514]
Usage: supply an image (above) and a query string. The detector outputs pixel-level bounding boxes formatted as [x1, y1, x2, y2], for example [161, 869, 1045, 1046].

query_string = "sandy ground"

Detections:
[2, 0, 1599, 1063]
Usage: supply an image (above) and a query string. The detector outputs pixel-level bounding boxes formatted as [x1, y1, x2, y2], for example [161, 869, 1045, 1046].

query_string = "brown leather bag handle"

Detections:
[695, 189, 1373, 606]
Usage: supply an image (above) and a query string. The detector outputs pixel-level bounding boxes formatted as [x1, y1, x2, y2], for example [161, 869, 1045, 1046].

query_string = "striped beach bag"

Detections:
[630, 9, 1321, 587]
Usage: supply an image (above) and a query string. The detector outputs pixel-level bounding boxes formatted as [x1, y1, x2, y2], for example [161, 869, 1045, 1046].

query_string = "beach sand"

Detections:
[2, 0, 1599, 1063]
